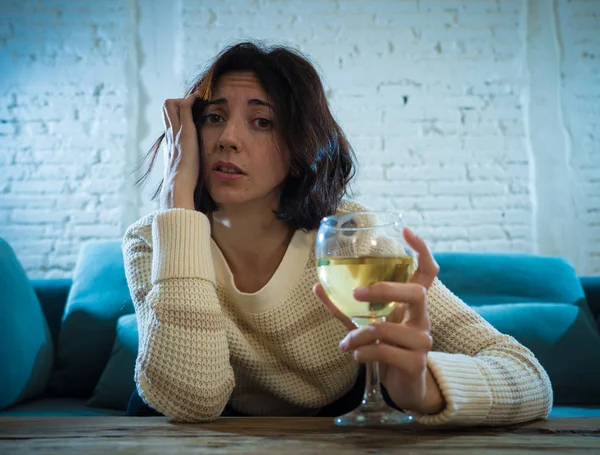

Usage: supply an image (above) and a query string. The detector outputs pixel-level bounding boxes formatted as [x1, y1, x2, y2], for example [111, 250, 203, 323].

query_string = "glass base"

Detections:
[334, 401, 414, 427]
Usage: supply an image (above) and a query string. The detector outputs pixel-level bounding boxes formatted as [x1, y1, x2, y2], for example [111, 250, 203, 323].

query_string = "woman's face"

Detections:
[200, 71, 290, 211]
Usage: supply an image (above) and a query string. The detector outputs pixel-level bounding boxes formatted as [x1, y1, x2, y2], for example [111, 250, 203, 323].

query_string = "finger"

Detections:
[403, 227, 439, 289]
[161, 105, 171, 132]
[162, 98, 184, 134]
[387, 302, 406, 324]
[352, 344, 428, 377]
[339, 322, 432, 352]
[178, 92, 199, 136]
[313, 283, 355, 331]
[353, 282, 429, 329]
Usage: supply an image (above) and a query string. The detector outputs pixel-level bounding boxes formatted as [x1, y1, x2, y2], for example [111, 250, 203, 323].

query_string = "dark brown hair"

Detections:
[136, 41, 355, 231]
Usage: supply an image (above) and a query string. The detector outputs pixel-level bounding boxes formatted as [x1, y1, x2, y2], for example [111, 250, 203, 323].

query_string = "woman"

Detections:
[123, 42, 552, 424]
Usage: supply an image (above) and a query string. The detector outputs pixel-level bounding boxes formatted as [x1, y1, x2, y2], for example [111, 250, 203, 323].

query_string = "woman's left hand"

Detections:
[313, 227, 445, 415]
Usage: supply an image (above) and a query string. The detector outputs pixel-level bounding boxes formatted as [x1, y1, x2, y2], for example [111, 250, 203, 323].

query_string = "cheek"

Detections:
[262, 149, 289, 179]
[276, 147, 291, 177]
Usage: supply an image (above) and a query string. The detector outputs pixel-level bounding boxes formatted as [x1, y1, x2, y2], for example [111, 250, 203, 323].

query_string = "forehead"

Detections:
[213, 72, 266, 97]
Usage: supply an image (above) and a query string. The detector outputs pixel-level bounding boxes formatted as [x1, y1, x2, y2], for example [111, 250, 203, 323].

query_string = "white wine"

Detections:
[317, 256, 415, 324]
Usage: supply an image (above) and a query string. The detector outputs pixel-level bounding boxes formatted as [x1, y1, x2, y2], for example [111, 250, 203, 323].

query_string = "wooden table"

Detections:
[1, 417, 599, 454]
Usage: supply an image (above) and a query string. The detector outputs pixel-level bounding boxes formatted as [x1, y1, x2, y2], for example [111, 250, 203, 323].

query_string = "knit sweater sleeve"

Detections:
[414, 279, 553, 426]
[122, 209, 234, 422]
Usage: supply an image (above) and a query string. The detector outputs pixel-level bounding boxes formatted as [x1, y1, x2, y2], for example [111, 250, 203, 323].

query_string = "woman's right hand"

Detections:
[159, 92, 201, 211]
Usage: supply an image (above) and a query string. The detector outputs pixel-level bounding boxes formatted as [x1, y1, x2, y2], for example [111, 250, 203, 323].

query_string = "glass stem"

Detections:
[362, 360, 386, 410]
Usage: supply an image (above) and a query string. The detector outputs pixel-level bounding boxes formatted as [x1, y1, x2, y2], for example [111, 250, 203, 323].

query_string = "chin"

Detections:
[209, 189, 280, 211]
[208, 189, 251, 207]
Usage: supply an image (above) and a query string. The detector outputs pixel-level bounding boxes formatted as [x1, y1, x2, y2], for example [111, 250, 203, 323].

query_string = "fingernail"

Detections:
[338, 338, 348, 352]
[353, 287, 368, 299]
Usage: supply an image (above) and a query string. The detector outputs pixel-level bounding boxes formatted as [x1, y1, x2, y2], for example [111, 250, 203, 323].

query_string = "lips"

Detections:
[213, 161, 245, 175]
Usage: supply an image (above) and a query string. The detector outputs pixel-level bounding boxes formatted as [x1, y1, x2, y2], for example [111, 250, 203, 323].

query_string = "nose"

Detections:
[217, 119, 241, 152]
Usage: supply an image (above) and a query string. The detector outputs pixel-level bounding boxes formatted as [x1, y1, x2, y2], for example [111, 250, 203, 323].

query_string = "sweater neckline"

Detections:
[210, 229, 315, 313]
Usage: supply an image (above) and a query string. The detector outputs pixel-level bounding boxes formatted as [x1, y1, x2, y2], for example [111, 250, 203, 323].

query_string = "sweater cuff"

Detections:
[151, 209, 216, 284]
[413, 352, 492, 426]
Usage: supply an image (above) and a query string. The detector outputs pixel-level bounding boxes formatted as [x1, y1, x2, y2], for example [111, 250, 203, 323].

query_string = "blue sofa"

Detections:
[2, 239, 600, 418]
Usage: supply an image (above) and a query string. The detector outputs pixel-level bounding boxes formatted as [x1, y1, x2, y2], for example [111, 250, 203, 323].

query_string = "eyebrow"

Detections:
[206, 98, 273, 109]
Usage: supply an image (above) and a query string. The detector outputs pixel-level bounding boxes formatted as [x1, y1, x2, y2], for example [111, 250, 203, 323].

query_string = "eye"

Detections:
[203, 113, 223, 124]
[254, 118, 273, 129]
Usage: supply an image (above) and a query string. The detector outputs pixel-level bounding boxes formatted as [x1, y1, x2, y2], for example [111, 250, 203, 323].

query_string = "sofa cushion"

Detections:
[0, 238, 54, 410]
[87, 314, 138, 410]
[49, 241, 133, 397]
[436, 253, 588, 306]
[473, 302, 600, 405]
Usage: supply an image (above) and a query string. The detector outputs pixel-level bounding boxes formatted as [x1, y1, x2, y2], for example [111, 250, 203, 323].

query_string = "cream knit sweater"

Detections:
[122, 201, 553, 425]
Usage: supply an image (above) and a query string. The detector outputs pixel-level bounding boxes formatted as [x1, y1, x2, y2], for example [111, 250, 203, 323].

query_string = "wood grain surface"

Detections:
[1, 417, 599, 455]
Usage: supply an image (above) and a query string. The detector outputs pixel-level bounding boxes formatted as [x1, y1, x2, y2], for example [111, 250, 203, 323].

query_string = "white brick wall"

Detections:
[181, 0, 535, 258]
[0, 0, 139, 278]
[0, 0, 598, 277]
[556, 0, 600, 273]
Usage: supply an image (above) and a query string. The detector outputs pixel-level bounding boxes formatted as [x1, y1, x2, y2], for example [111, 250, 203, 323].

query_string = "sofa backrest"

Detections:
[436, 252, 600, 405]
[435, 252, 587, 306]
[34, 241, 600, 408]
[31, 278, 73, 349]
[48, 240, 133, 398]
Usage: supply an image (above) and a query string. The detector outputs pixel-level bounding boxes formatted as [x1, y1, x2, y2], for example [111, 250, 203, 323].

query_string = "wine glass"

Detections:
[316, 211, 416, 426]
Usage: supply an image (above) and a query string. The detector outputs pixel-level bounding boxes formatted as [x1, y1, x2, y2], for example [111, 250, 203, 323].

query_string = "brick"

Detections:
[2, 164, 35, 180]
[55, 194, 95, 210]
[8, 239, 55, 254]
[504, 225, 533, 240]
[426, 226, 470, 240]
[510, 240, 534, 253]
[348, 135, 383, 154]
[342, 0, 418, 14]
[424, 209, 506, 226]
[509, 181, 530, 194]
[98, 208, 124, 224]
[469, 225, 506, 239]
[12, 209, 70, 224]
[70, 211, 98, 223]
[387, 164, 467, 181]
[17, 254, 47, 272]
[502, 209, 532, 225]
[378, 84, 426, 101]
[33, 164, 88, 180]
[469, 239, 514, 252]
[458, 120, 502, 137]
[356, 181, 429, 197]
[430, 181, 506, 196]
[80, 178, 125, 194]
[72, 224, 121, 238]
[358, 165, 385, 180]
[0, 121, 16, 136]
[53, 240, 81, 256]
[0, 225, 46, 239]
[357, 196, 396, 211]
[0, 195, 56, 209]
[415, 196, 471, 210]
[46, 254, 79, 270]
[467, 164, 508, 180]
[0, 149, 14, 165]
[433, 240, 473, 252]
[11, 180, 65, 194]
